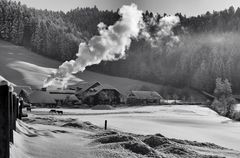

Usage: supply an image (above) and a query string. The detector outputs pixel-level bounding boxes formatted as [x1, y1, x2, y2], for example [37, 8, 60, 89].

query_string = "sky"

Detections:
[16, 0, 240, 16]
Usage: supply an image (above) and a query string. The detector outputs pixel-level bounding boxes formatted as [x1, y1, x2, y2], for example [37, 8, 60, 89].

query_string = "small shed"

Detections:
[127, 91, 163, 105]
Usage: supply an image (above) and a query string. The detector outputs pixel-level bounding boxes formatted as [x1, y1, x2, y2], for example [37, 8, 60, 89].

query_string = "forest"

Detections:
[1, 0, 240, 95]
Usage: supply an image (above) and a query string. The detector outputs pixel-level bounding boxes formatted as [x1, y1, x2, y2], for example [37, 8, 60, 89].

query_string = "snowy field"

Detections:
[32, 105, 240, 151]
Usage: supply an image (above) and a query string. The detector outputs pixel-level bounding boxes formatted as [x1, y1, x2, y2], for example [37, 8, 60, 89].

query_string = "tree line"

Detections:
[0, 0, 118, 61]
[1, 0, 240, 95]
[89, 6, 240, 94]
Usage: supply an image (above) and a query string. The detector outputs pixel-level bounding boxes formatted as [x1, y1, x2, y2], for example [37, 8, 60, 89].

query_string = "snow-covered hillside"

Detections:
[0, 40, 168, 94]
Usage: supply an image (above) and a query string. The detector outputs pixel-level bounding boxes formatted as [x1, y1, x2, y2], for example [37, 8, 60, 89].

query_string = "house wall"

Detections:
[84, 89, 121, 105]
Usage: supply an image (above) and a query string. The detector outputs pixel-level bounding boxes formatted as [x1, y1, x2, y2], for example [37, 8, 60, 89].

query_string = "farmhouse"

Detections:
[48, 89, 79, 106]
[83, 84, 122, 105]
[127, 90, 163, 105]
[69, 81, 122, 105]
[29, 88, 80, 107]
[29, 90, 56, 107]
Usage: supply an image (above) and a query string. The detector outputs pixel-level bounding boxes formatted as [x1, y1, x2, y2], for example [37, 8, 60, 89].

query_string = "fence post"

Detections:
[0, 85, 10, 158]
[9, 91, 13, 143]
[104, 120, 107, 130]
[19, 99, 23, 120]
[16, 97, 19, 120]
[12, 94, 17, 131]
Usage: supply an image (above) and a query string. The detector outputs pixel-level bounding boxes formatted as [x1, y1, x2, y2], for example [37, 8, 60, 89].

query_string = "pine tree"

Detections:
[212, 77, 235, 116]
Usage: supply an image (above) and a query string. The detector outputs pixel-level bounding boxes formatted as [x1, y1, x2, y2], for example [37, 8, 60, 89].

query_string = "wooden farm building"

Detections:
[69, 81, 122, 105]
[29, 90, 56, 107]
[48, 89, 79, 106]
[29, 88, 79, 107]
[127, 91, 163, 105]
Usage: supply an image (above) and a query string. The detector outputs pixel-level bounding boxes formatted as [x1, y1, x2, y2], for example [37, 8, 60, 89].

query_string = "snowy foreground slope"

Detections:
[10, 105, 240, 158]
[34, 105, 240, 151]
[11, 115, 240, 158]
[32, 105, 240, 151]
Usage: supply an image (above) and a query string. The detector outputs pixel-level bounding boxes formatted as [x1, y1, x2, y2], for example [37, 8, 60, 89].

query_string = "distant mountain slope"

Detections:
[0, 40, 168, 95]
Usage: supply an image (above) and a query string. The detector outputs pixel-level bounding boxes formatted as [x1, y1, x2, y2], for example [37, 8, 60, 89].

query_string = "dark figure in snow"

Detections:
[56, 110, 63, 115]
[49, 109, 57, 114]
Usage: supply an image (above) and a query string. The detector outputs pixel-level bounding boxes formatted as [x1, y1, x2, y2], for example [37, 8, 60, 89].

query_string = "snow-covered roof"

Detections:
[128, 91, 162, 99]
[29, 91, 55, 104]
[78, 81, 101, 93]
[85, 84, 121, 97]
[67, 81, 88, 90]
[48, 89, 75, 94]
[50, 93, 79, 101]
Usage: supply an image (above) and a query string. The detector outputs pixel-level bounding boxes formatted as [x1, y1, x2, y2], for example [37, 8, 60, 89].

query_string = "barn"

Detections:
[48, 89, 79, 106]
[84, 84, 122, 105]
[69, 81, 101, 98]
[29, 90, 56, 107]
[127, 91, 163, 105]
[70, 81, 122, 105]
[28, 88, 80, 107]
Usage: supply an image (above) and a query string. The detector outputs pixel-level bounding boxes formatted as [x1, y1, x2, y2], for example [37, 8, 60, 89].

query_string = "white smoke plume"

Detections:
[43, 4, 180, 88]
[43, 3, 143, 88]
[141, 15, 180, 48]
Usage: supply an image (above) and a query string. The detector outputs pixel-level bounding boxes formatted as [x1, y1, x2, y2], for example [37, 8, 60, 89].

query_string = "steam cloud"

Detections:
[43, 3, 179, 88]
[141, 15, 180, 47]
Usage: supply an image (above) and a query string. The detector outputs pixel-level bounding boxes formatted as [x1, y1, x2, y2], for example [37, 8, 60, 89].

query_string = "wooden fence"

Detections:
[0, 84, 23, 158]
